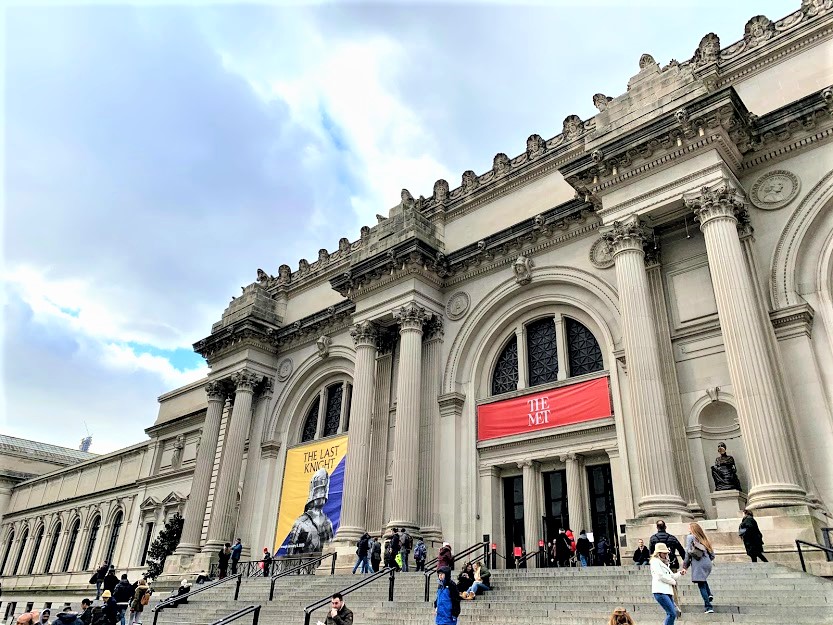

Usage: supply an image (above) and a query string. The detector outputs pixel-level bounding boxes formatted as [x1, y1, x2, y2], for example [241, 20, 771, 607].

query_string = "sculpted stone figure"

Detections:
[711, 442, 742, 491]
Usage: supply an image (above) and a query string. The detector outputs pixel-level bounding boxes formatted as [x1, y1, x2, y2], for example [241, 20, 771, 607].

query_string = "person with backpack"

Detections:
[596, 536, 611, 566]
[649, 520, 686, 571]
[389, 529, 401, 572]
[576, 530, 592, 567]
[370, 536, 382, 572]
[90, 562, 109, 600]
[400, 529, 412, 572]
[129, 579, 150, 625]
[433, 566, 461, 625]
[112, 575, 133, 625]
[414, 538, 427, 571]
[230, 539, 243, 575]
[352, 533, 370, 574]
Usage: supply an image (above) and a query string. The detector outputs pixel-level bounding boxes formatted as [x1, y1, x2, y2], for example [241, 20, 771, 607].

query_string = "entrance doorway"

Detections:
[542, 469, 569, 548]
[502, 475, 524, 568]
[587, 463, 618, 564]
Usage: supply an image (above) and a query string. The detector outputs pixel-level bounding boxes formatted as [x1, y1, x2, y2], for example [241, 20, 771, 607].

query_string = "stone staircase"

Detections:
[152, 563, 833, 625]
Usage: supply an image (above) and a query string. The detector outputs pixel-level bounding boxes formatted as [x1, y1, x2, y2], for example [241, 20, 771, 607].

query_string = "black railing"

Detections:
[152, 574, 242, 625]
[269, 553, 337, 600]
[209, 605, 261, 625]
[302, 567, 394, 625]
[422, 540, 488, 602]
[795, 539, 833, 572]
[209, 560, 270, 578]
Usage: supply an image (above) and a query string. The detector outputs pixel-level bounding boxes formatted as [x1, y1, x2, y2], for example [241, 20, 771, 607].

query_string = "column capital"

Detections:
[394, 302, 429, 333]
[350, 320, 379, 348]
[424, 316, 444, 342]
[205, 380, 228, 401]
[600, 214, 655, 258]
[684, 182, 749, 229]
[559, 453, 580, 463]
[260, 376, 275, 399]
[260, 440, 281, 459]
[517, 460, 539, 470]
[231, 368, 262, 392]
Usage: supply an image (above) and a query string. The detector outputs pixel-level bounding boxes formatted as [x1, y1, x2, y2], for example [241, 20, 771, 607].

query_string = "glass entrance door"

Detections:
[542, 470, 569, 550]
[587, 463, 619, 565]
[502, 475, 524, 568]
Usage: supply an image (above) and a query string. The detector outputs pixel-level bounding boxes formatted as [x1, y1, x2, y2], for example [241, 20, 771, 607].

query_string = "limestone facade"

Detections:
[2, 0, 833, 605]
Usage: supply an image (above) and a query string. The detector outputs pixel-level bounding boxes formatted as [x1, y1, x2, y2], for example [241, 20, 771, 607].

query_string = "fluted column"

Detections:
[337, 321, 379, 543]
[519, 461, 542, 567]
[562, 454, 588, 534]
[602, 216, 688, 517]
[236, 377, 273, 557]
[204, 369, 261, 551]
[388, 303, 427, 533]
[366, 340, 393, 535]
[686, 183, 806, 508]
[175, 381, 228, 555]
[418, 317, 443, 542]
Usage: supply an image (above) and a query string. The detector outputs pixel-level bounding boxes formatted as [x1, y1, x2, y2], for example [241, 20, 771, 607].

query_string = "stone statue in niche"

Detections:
[711, 442, 742, 491]
[171, 435, 185, 469]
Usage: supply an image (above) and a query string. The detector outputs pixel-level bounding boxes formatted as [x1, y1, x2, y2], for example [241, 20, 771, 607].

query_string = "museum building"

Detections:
[2, 0, 833, 607]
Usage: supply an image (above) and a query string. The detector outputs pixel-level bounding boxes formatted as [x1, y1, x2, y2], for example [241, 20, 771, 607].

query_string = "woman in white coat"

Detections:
[651, 542, 685, 625]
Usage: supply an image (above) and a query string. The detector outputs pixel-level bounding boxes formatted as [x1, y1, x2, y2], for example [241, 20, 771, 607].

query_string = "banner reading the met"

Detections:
[274, 435, 348, 556]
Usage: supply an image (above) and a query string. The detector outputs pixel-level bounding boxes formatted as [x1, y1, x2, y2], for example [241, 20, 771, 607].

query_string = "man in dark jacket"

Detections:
[218, 543, 232, 578]
[370, 537, 382, 572]
[78, 600, 93, 625]
[102, 567, 119, 594]
[53, 607, 84, 625]
[433, 566, 460, 625]
[101, 591, 119, 625]
[633, 538, 650, 566]
[351, 533, 370, 574]
[389, 529, 401, 571]
[325, 593, 353, 625]
[555, 529, 572, 567]
[112, 575, 133, 625]
[91, 562, 109, 600]
[649, 520, 686, 570]
[575, 530, 592, 567]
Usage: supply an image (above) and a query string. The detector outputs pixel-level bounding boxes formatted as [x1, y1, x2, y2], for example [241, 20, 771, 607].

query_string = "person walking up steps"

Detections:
[414, 537, 427, 571]
[739, 509, 768, 562]
[681, 522, 716, 613]
[650, 543, 684, 625]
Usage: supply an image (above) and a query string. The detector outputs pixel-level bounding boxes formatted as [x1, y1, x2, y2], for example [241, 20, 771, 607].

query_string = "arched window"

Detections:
[299, 381, 352, 443]
[104, 512, 123, 565]
[12, 528, 28, 575]
[81, 515, 101, 571]
[27, 526, 44, 574]
[43, 522, 61, 574]
[491, 336, 519, 395]
[526, 318, 558, 387]
[1, 530, 15, 575]
[62, 520, 80, 572]
[566, 318, 603, 376]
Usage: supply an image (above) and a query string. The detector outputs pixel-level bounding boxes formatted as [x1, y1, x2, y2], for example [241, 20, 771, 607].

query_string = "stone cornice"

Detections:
[437, 392, 466, 417]
[194, 318, 278, 364]
[770, 302, 815, 339]
[477, 420, 617, 453]
[268, 299, 356, 353]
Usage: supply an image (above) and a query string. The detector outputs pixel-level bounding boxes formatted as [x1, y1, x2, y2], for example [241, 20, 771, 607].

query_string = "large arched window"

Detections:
[565, 318, 604, 376]
[1, 530, 15, 575]
[104, 511, 123, 565]
[490, 312, 605, 396]
[12, 527, 28, 575]
[299, 380, 352, 443]
[81, 515, 101, 571]
[62, 520, 80, 572]
[491, 336, 519, 395]
[43, 522, 61, 573]
[27, 525, 44, 574]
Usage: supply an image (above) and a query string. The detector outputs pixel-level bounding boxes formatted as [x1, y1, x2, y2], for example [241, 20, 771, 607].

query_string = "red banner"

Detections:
[477, 376, 612, 441]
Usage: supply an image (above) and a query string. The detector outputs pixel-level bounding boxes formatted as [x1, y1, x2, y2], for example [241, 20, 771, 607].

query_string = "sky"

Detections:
[1, 0, 795, 454]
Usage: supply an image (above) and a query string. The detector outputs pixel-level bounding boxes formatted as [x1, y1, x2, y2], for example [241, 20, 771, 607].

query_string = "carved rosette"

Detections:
[350, 321, 379, 348]
[685, 184, 749, 229]
[205, 380, 227, 401]
[600, 215, 653, 258]
[231, 369, 262, 393]
[394, 303, 428, 333]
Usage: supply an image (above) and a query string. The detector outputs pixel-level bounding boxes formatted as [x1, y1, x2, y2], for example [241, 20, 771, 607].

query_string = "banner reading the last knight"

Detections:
[274, 435, 348, 556]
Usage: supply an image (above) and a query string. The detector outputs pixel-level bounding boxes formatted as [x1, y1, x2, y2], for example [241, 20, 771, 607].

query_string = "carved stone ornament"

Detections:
[589, 238, 615, 269]
[802, 0, 833, 18]
[171, 435, 185, 469]
[493, 153, 511, 176]
[232, 368, 262, 392]
[593, 93, 613, 112]
[526, 134, 545, 158]
[277, 264, 291, 285]
[401, 188, 415, 209]
[277, 358, 293, 382]
[394, 303, 428, 332]
[685, 183, 749, 227]
[562, 115, 584, 142]
[205, 380, 226, 401]
[462, 170, 478, 193]
[743, 15, 775, 47]
[638, 53, 656, 69]
[749, 170, 800, 210]
[256, 268, 270, 285]
[445, 291, 470, 321]
[316, 335, 332, 358]
[350, 320, 378, 348]
[433, 178, 449, 203]
[513, 254, 533, 286]
[693, 32, 720, 66]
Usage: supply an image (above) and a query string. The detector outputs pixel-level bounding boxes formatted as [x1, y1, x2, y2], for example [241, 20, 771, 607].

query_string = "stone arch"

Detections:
[265, 345, 355, 445]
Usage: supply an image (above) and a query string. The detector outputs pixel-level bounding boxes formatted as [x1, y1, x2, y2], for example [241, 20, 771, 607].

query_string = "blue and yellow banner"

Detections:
[274, 435, 348, 556]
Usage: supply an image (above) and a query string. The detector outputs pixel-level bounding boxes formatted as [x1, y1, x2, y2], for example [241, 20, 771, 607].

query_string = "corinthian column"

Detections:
[519, 461, 542, 568]
[337, 321, 379, 543]
[685, 184, 806, 508]
[602, 216, 688, 517]
[388, 303, 427, 534]
[203, 369, 261, 551]
[562, 454, 588, 534]
[418, 317, 443, 542]
[175, 380, 227, 555]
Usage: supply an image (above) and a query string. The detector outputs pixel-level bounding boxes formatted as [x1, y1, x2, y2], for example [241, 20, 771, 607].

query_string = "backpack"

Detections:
[140, 590, 151, 606]
[372, 541, 381, 559]
[414, 543, 426, 560]
[403, 533, 413, 550]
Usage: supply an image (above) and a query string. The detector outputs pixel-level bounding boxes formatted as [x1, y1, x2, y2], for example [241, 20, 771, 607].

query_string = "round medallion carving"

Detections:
[749, 170, 800, 210]
[277, 358, 293, 382]
[445, 291, 470, 320]
[589, 238, 615, 269]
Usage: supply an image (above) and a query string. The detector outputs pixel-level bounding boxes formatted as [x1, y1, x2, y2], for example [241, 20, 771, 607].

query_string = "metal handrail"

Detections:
[302, 567, 394, 625]
[152, 574, 242, 625]
[795, 539, 833, 572]
[269, 553, 337, 600]
[422, 541, 488, 602]
[209, 605, 261, 625]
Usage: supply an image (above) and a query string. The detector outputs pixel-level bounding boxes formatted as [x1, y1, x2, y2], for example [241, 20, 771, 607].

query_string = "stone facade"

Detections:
[3, 0, 833, 606]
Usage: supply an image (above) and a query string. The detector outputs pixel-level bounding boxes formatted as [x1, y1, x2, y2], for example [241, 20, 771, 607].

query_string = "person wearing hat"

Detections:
[650, 542, 685, 625]
[437, 542, 453, 570]
[102, 590, 119, 625]
[433, 566, 460, 625]
[54, 606, 84, 625]
[171, 579, 191, 608]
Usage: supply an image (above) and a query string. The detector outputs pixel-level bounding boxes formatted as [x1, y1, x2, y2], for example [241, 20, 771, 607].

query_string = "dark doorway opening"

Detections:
[502, 475, 524, 568]
[542, 470, 569, 549]
[587, 463, 619, 565]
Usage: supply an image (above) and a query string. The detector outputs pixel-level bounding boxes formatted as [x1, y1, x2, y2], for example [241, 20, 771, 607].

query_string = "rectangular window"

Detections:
[25, 603, 34, 613]
[140, 523, 154, 566]
[43, 603, 52, 612]
[5, 602, 17, 620]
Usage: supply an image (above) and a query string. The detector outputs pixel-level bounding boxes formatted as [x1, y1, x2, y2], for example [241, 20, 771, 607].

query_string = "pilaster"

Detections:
[366, 343, 393, 535]
[418, 317, 443, 542]
[519, 460, 543, 567]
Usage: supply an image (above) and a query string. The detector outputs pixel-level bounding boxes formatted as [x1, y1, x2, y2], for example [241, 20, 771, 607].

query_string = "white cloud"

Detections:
[99, 343, 208, 389]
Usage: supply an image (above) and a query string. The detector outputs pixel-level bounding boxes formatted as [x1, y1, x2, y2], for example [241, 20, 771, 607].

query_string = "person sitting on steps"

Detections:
[461, 561, 491, 600]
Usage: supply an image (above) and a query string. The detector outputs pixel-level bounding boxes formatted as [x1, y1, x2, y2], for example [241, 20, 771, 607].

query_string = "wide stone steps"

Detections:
[150, 563, 833, 625]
